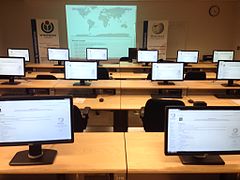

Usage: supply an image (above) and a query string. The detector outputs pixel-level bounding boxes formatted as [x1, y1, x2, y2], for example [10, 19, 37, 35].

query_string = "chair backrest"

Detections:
[142, 99, 185, 132]
[147, 72, 152, 80]
[73, 105, 88, 132]
[36, 74, 57, 80]
[97, 67, 110, 80]
[184, 71, 206, 80]
[119, 57, 130, 62]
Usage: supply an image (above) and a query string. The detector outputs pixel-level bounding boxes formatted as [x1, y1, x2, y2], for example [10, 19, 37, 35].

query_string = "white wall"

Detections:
[0, 0, 238, 60]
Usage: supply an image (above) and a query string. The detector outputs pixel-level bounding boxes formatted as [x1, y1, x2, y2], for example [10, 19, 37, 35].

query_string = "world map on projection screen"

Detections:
[65, 5, 137, 59]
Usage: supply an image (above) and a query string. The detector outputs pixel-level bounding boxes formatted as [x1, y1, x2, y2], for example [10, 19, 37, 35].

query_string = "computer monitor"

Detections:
[47, 48, 69, 66]
[7, 48, 30, 62]
[0, 57, 25, 85]
[64, 61, 97, 86]
[213, 50, 234, 63]
[151, 62, 184, 85]
[0, 96, 74, 166]
[165, 106, 240, 165]
[86, 48, 108, 61]
[137, 50, 158, 66]
[128, 48, 138, 60]
[176, 50, 199, 64]
[217, 60, 240, 87]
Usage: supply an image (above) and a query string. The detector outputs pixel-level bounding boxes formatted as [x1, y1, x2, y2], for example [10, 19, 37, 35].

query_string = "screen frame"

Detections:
[64, 60, 98, 80]
[176, 50, 199, 64]
[212, 50, 235, 63]
[47, 48, 70, 61]
[86, 48, 108, 61]
[137, 50, 159, 63]
[0, 56, 25, 77]
[165, 106, 240, 156]
[7, 48, 30, 62]
[151, 62, 184, 81]
[0, 95, 74, 146]
[216, 60, 240, 80]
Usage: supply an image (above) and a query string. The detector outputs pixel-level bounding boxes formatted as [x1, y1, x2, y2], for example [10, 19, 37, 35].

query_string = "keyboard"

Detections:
[151, 94, 182, 99]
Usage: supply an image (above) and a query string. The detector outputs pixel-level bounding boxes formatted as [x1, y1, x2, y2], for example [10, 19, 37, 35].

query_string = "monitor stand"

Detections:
[221, 80, 240, 87]
[1, 77, 20, 85]
[73, 80, 91, 86]
[157, 80, 175, 85]
[179, 154, 225, 165]
[9, 144, 57, 166]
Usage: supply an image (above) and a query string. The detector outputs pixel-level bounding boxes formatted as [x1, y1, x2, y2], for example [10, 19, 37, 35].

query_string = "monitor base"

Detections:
[9, 149, 57, 166]
[179, 155, 225, 165]
[73, 81, 91, 86]
[1, 81, 20, 85]
[221, 83, 240, 87]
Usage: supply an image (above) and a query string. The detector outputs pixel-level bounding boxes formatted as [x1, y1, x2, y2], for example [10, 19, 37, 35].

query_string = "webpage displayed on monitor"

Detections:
[8, 48, 30, 62]
[177, 50, 199, 64]
[86, 48, 108, 61]
[137, 50, 158, 64]
[48, 48, 69, 66]
[213, 50, 234, 63]
[165, 106, 240, 165]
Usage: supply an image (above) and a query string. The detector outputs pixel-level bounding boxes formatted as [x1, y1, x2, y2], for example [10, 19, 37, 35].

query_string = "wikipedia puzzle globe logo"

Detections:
[41, 20, 54, 33]
[152, 23, 164, 34]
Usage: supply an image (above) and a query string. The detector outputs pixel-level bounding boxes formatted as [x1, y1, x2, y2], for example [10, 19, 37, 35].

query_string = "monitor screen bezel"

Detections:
[47, 48, 70, 61]
[165, 106, 240, 156]
[0, 56, 25, 77]
[64, 60, 98, 80]
[0, 95, 74, 146]
[86, 48, 108, 61]
[216, 60, 240, 80]
[212, 50, 235, 63]
[7, 48, 30, 62]
[151, 62, 184, 81]
[137, 50, 159, 63]
[176, 50, 199, 64]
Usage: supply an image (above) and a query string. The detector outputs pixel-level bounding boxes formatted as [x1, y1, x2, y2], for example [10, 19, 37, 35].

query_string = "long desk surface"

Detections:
[125, 132, 240, 174]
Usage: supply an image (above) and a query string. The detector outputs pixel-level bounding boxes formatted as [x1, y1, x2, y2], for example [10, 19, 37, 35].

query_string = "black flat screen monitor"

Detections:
[47, 48, 69, 66]
[217, 60, 240, 87]
[176, 50, 199, 64]
[86, 48, 108, 61]
[137, 50, 158, 65]
[0, 96, 74, 166]
[64, 61, 97, 86]
[8, 48, 30, 62]
[151, 62, 184, 85]
[165, 106, 240, 165]
[213, 50, 234, 63]
[0, 57, 25, 85]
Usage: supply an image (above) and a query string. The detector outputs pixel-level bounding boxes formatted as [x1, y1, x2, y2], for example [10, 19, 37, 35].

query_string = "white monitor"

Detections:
[213, 50, 234, 63]
[177, 50, 199, 64]
[165, 106, 240, 165]
[48, 48, 69, 65]
[0, 96, 73, 165]
[86, 48, 108, 61]
[8, 48, 30, 62]
[0, 57, 25, 85]
[151, 62, 184, 85]
[64, 61, 97, 86]
[217, 60, 240, 87]
[137, 50, 158, 64]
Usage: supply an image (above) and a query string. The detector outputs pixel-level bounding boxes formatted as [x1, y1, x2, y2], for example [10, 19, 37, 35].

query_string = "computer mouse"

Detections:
[188, 99, 194, 103]
[99, 98, 104, 102]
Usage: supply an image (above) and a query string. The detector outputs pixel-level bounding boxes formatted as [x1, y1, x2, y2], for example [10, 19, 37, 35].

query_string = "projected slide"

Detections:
[65, 5, 137, 59]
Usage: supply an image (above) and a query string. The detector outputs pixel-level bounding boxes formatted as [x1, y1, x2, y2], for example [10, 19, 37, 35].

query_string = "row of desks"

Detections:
[1, 133, 240, 178]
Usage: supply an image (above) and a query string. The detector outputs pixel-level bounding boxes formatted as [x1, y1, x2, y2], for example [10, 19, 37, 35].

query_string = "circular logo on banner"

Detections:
[152, 23, 164, 34]
[41, 20, 54, 33]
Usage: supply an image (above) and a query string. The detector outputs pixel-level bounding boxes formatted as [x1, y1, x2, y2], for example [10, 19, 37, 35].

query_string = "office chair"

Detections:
[32, 74, 57, 95]
[119, 56, 131, 62]
[73, 105, 89, 132]
[184, 71, 206, 80]
[36, 74, 57, 80]
[147, 72, 152, 80]
[140, 99, 185, 132]
[97, 67, 110, 80]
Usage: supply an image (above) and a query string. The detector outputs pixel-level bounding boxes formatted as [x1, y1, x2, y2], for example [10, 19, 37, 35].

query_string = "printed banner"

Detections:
[31, 19, 60, 63]
[143, 20, 168, 60]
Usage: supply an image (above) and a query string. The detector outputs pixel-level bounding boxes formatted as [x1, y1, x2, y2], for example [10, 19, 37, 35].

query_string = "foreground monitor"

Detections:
[165, 106, 240, 165]
[151, 62, 184, 85]
[86, 48, 108, 61]
[137, 50, 158, 65]
[48, 48, 69, 66]
[176, 50, 199, 64]
[64, 61, 97, 86]
[217, 60, 240, 87]
[0, 57, 25, 85]
[0, 96, 74, 166]
[8, 48, 30, 62]
[213, 50, 234, 63]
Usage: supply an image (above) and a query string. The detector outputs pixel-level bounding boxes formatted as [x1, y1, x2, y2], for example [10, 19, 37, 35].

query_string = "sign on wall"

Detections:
[143, 20, 168, 60]
[31, 19, 60, 63]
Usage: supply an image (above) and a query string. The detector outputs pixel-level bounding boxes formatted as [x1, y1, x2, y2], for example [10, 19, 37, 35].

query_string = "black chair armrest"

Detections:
[140, 106, 145, 119]
[82, 107, 91, 119]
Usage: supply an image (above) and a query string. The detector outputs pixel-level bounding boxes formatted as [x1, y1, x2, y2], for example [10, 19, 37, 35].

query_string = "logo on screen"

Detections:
[41, 20, 54, 33]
